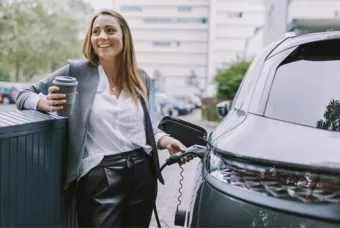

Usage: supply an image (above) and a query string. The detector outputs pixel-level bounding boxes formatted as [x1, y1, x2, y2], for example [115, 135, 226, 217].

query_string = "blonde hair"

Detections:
[82, 9, 147, 104]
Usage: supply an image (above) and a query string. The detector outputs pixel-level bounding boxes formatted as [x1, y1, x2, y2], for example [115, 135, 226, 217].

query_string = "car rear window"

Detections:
[265, 39, 340, 132]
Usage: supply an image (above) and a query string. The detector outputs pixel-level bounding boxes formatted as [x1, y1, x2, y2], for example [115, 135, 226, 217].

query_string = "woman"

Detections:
[16, 9, 190, 227]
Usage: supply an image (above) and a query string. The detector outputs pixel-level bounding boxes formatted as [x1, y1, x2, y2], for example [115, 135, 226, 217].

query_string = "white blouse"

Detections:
[79, 65, 166, 179]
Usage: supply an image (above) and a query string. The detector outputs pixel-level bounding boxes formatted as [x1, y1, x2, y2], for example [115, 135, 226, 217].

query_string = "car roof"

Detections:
[267, 31, 340, 59]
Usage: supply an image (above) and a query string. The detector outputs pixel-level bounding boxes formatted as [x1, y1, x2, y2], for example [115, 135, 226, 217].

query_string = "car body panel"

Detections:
[182, 32, 340, 227]
[188, 178, 338, 227]
[185, 161, 204, 228]
[267, 31, 340, 60]
[211, 114, 340, 171]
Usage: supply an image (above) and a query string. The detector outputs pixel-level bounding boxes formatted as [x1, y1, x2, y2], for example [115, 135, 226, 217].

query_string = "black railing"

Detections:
[0, 110, 77, 227]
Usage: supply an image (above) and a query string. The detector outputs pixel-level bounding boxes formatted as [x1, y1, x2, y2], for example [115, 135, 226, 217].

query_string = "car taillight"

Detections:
[207, 150, 340, 204]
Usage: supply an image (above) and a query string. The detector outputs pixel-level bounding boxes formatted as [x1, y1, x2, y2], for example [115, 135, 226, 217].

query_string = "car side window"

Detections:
[265, 39, 340, 132]
[232, 56, 261, 110]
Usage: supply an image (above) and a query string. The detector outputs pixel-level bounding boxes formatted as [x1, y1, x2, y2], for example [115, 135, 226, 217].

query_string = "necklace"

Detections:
[109, 82, 116, 92]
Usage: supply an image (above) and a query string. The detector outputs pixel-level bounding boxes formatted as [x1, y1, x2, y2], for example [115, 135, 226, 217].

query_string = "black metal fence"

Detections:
[0, 110, 77, 227]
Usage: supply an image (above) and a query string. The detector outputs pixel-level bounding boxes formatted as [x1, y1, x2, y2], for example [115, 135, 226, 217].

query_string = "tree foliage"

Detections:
[214, 60, 252, 100]
[0, 0, 94, 82]
[316, 99, 340, 131]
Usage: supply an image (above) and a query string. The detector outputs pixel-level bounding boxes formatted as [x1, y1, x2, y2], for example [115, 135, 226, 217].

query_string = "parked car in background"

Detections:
[167, 95, 190, 117]
[191, 96, 202, 109]
[161, 32, 340, 227]
[155, 92, 195, 117]
[0, 86, 19, 104]
[174, 95, 197, 112]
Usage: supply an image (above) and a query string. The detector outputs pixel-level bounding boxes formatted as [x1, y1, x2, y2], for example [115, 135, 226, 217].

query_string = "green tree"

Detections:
[316, 99, 340, 131]
[0, 0, 94, 82]
[214, 60, 251, 99]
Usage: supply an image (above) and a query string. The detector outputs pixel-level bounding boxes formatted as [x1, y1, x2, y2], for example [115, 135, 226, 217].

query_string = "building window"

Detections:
[120, 5, 142, 11]
[144, 17, 208, 24]
[152, 41, 171, 47]
[177, 6, 192, 12]
[227, 12, 243, 18]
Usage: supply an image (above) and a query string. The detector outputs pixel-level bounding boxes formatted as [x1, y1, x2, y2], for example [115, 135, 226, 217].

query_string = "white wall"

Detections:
[134, 41, 207, 53]
[132, 30, 208, 42]
[262, 0, 289, 46]
[136, 53, 207, 65]
[288, 0, 340, 20]
[213, 0, 266, 73]
[216, 25, 259, 38]
[116, 0, 209, 91]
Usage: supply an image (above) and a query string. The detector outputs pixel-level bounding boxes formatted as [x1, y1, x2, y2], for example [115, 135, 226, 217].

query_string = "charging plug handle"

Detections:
[166, 145, 206, 166]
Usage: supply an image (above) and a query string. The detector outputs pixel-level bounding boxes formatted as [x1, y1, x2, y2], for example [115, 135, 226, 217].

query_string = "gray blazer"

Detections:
[16, 59, 164, 190]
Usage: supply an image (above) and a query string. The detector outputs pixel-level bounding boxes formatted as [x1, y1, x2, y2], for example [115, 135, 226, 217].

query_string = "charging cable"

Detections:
[153, 145, 207, 228]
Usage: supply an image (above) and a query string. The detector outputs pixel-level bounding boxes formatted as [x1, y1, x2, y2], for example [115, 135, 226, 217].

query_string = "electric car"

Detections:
[158, 31, 340, 227]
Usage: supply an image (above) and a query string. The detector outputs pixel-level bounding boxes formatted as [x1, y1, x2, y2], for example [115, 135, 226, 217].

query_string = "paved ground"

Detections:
[0, 104, 17, 112]
[0, 105, 218, 228]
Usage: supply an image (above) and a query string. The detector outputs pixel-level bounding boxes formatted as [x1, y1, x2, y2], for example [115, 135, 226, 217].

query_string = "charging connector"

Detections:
[165, 144, 206, 166]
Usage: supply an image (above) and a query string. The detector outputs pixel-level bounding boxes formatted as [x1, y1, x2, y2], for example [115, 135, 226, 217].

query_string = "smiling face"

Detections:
[90, 14, 123, 62]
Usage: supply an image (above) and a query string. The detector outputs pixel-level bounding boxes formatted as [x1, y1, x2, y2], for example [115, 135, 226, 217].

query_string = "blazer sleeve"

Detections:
[16, 64, 70, 110]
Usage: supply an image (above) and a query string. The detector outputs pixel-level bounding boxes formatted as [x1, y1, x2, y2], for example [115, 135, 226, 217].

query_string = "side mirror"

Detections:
[216, 101, 231, 118]
[158, 116, 208, 147]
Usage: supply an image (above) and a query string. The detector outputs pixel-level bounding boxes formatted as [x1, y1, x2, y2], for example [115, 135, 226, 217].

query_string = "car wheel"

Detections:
[2, 97, 10, 104]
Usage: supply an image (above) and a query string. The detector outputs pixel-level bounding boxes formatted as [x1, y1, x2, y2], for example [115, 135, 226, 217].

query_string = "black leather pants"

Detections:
[76, 148, 156, 227]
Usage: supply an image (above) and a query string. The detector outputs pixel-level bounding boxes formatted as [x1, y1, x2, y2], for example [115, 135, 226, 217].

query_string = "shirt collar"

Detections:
[98, 65, 128, 100]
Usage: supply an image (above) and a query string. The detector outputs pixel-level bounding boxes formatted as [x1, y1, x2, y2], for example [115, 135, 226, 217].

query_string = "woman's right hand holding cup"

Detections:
[36, 86, 67, 112]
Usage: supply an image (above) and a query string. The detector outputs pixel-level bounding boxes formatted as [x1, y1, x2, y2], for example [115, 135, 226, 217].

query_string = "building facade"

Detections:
[113, 0, 266, 95]
[264, 0, 340, 45]
[111, 0, 340, 95]
[210, 0, 265, 73]
[115, 0, 209, 95]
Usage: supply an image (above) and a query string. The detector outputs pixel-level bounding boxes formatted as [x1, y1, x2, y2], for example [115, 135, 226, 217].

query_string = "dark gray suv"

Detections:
[159, 31, 340, 227]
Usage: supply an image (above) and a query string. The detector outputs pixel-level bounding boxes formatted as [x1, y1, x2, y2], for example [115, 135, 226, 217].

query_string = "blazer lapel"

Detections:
[139, 95, 165, 185]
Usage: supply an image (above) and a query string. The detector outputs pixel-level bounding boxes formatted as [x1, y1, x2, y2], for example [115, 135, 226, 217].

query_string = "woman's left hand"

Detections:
[158, 136, 193, 166]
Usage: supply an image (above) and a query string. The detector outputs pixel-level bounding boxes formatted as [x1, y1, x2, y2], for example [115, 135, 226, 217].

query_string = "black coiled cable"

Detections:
[154, 158, 187, 228]
[176, 166, 184, 211]
[154, 163, 168, 228]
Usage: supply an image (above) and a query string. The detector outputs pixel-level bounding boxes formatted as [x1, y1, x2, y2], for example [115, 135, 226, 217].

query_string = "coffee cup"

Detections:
[52, 76, 78, 116]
